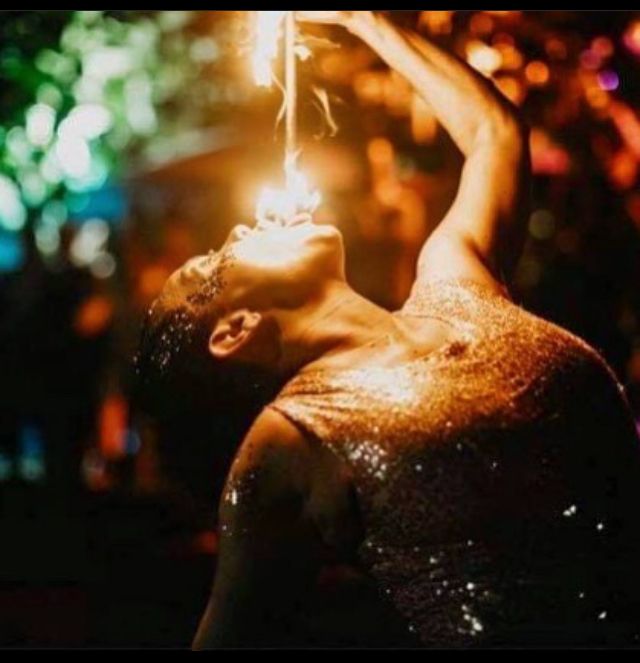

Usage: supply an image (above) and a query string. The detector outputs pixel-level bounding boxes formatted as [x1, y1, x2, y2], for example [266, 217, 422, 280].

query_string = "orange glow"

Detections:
[354, 71, 386, 105]
[139, 265, 170, 299]
[411, 94, 438, 144]
[530, 128, 571, 176]
[493, 33, 514, 47]
[384, 72, 413, 117]
[193, 531, 218, 555]
[591, 36, 614, 59]
[486, 10, 518, 17]
[545, 38, 568, 61]
[375, 180, 405, 207]
[368, 138, 394, 168]
[623, 19, 640, 56]
[495, 76, 525, 106]
[610, 101, 640, 159]
[470, 13, 494, 36]
[609, 148, 638, 191]
[99, 394, 128, 460]
[580, 49, 602, 71]
[525, 61, 550, 86]
[73, 295, 113, 337]
[496, 43, 523, 71]
[418, 11, 454, 36]
[584, 85, 610, 110]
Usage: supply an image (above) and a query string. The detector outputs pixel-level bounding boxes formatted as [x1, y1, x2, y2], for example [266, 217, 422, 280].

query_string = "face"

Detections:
[167, 217, 345, 312]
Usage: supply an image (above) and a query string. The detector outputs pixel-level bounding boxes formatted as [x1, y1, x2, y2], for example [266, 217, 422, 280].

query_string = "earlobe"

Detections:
[208, 310, 262, 360]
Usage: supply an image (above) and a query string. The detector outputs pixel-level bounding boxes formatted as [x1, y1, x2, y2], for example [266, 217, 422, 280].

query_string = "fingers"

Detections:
[295, 11, 345, 26]
[288, 213, 313, 226]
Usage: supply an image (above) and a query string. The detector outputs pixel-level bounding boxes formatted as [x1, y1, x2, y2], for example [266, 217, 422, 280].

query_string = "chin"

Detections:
[313, 222, 342, 242]
[305, 222, 343, 258]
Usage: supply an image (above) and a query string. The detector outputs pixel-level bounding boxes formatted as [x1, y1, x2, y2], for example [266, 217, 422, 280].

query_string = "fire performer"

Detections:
[137, 11, 640, 648]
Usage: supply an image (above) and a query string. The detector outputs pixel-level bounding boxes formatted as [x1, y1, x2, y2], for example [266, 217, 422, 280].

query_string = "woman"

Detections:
[137, 11, 640, 648]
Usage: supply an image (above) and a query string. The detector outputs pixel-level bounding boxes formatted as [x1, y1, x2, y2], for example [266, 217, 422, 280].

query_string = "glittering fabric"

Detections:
[270, 279, 640, 647]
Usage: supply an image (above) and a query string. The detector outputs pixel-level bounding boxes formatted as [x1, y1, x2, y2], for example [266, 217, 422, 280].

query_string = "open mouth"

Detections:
[253, 213, 314, 235]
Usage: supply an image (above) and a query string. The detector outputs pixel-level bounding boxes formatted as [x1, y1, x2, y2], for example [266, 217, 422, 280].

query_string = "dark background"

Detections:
[0, 10, 639, 647]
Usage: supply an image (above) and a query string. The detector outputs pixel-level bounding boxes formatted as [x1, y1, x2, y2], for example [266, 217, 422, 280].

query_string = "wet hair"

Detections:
[135, 297, 214, 418]
[135, 247, 282, 420]
[133, 255, 286, 512]
[135, 294, 280, 423]
[134, 289, 283, 513]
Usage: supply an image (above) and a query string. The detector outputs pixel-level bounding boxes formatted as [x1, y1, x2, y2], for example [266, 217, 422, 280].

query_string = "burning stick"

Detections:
[284, 10, 297, 157]
[250, 11, 321, 225]
[251, 10, 287, 88]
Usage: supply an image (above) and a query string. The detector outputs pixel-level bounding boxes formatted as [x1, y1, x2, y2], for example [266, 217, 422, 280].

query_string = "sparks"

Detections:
[250, 11, 322, 225]
[256, 151, 322, 225]
[250, 11, 287, 87]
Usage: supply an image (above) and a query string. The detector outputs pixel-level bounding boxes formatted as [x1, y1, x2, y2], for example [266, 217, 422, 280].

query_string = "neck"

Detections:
[274, 281, 399, 375]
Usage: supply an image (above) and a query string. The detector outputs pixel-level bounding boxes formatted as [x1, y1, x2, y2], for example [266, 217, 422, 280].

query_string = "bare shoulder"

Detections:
[222, 408, 314, 518]
[221, 409, 361, 556]
[413, 229, 511, 298]
[195, 410, 323, 649]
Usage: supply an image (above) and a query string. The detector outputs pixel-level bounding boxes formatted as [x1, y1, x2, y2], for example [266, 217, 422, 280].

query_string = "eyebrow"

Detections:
[186, 247, 235, 306]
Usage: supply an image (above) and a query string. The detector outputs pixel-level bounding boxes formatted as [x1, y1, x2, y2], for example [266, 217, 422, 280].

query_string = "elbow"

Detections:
[476, 109, 530, 169]
[503, 114, 529, 151]
[477, 109, 528, 150]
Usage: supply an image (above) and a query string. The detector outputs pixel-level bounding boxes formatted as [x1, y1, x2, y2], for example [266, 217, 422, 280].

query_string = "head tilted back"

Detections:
[135, 275, 281, 424]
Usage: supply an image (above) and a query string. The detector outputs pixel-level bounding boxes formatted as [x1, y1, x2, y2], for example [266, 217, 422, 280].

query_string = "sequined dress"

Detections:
[270, 280, 640, 647]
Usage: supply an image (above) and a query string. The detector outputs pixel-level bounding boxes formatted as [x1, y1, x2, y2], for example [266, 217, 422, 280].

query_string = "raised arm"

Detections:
[300, 11, 531, 291]
[192, 409, 322, 649]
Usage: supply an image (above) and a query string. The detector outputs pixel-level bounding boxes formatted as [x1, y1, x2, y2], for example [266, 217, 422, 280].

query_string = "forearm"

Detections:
[347, 12, 522, 156]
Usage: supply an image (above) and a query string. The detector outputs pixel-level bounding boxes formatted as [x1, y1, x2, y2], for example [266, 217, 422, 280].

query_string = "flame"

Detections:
[250, 12, 323, 225]
[251, 11, 288, 87]
[256, 151, 321, 224]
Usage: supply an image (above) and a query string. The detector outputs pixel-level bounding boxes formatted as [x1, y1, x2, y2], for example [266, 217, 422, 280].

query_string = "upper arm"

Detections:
[415, 119, 531, 292]
[192, 409, 322, 649]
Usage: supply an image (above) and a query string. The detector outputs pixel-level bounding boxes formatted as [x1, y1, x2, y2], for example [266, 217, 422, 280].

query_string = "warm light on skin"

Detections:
[168, 216, 345, 319]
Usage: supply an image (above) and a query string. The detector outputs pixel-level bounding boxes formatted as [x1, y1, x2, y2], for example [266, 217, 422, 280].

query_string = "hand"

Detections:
[296, 11, 350, 25]
[295, 11, 373, 33]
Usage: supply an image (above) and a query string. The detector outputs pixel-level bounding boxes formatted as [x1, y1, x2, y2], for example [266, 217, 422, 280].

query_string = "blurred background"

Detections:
[0, 10, 639, 647]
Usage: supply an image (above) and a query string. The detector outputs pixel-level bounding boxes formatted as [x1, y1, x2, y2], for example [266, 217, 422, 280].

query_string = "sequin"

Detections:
[270, 279, 640, 646]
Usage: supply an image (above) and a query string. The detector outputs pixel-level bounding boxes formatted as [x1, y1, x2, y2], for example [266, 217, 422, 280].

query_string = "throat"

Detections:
[293, 292, 461, 374]
[282, 286, 398, 374]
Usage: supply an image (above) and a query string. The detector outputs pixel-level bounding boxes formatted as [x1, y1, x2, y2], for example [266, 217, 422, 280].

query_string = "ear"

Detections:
[208, 309, 262, 361]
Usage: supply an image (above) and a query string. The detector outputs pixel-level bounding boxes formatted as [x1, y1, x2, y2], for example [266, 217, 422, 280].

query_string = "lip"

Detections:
[255, 214, 313, 230]
[287, 213, 313, 228]
[222, 216, 322, 256]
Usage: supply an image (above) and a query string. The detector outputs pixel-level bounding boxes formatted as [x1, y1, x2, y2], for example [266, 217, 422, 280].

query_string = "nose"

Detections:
[178, 256, 207, 284]
[229, 224, 251, 242]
